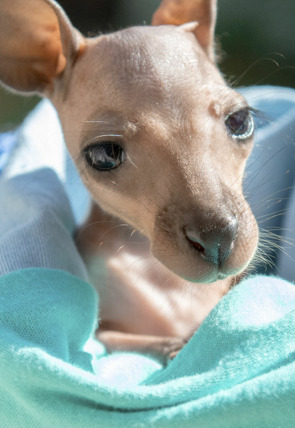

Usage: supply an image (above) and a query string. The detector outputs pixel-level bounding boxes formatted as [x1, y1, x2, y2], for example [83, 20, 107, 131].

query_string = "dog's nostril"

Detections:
[185, 230, 206, 255]
[184, 215, 238, 267]
[189, 239, 205, 254]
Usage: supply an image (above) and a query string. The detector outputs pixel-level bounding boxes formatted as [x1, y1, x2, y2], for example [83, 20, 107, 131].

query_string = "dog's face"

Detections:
[55, 25, 258, 283]
[0, 0, 258, 283]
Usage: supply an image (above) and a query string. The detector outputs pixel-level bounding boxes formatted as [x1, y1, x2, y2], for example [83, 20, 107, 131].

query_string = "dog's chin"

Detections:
[183, 268, 241, 284]
[157, 257, 246, 284]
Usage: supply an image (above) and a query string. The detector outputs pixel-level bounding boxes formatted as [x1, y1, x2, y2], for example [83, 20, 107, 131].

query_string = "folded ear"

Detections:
[152, 0, 217, 61]
[0, 0, 85, 95]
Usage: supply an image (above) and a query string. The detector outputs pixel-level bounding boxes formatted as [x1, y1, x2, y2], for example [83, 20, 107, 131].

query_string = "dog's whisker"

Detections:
[84, 120, 113, 124]
[83, 134, 124, 145]
[107, 178, 118, 186]
[232, 56, 281, 87]
[127, 154, 138, 170]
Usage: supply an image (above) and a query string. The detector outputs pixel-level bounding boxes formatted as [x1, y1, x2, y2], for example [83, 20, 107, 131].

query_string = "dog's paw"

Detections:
[161, 337, 189, 362]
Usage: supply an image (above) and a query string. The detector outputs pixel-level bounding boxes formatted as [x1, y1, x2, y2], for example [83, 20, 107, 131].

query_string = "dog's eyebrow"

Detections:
[80, 113, 139, 148]
[83, 116, 125, 128]
[84, 112, 139, 130]
[84, 120, 115, 124]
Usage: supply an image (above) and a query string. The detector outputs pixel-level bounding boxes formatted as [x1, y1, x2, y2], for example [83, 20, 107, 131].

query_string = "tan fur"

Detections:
[0, 0, 259, 358]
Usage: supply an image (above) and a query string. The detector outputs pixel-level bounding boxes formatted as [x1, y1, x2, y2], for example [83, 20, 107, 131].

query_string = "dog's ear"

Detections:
[152, 0, 217, 61]
[0, 0, 85, 95]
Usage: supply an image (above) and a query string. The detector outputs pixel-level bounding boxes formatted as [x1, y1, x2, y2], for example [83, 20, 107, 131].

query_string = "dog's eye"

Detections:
[84, 142, 126, 171]
[225, 109, 254, 140]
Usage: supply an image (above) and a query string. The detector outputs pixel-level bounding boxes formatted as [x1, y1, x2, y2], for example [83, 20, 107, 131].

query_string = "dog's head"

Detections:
[0, 0, 258, 282]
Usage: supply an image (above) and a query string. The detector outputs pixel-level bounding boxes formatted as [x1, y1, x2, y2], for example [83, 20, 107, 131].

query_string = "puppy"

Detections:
[0, 0, 258, 358]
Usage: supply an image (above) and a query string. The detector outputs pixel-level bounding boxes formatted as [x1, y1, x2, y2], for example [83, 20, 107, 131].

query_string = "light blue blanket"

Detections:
[1, 86, 295, 426]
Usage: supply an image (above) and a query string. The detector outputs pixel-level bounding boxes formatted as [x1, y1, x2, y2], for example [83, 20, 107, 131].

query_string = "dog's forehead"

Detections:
[93, 26, 221, 103]
[108, 26, 200, 76]
[75, 26, 236, 148]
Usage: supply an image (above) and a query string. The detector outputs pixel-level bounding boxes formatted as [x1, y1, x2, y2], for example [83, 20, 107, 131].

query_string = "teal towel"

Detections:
[1, 268, 295, 427]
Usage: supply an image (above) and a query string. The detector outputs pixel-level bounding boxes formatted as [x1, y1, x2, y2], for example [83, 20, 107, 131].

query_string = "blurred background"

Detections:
[1, 0, 294, 129]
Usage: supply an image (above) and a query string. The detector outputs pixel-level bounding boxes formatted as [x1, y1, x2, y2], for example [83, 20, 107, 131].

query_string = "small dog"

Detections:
[0, 0, 258, 358]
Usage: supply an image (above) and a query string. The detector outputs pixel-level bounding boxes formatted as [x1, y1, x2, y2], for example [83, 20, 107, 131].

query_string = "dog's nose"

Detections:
[184, 215, 238, 267]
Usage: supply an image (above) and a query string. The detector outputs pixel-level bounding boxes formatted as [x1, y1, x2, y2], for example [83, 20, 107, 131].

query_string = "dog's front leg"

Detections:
[96, 329, 190, 362]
